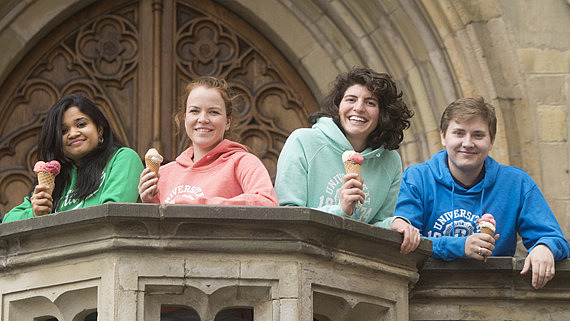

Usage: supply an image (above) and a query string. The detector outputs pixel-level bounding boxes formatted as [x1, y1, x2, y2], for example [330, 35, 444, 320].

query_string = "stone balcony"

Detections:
[0, 204, 431, 321]
[1, 204, 569, 321]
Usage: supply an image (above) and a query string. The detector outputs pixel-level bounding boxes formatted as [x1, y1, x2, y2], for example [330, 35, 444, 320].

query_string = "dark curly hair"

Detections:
[308, 67, 413, 150]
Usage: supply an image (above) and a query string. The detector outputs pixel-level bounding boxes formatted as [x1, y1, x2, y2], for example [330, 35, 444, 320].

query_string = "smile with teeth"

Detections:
[348, 116, 367, 123]
[195, 128, 212, 132]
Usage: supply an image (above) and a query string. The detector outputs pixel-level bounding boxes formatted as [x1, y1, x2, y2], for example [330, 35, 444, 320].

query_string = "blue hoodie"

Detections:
[275, 117, 404, 228]
[395, 150, 570, 261]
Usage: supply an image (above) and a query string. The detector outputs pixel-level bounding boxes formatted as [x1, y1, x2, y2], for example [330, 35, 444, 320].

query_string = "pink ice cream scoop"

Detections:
[342, 151, 363, 165]
[477, 213, 496, 228]
[34, 160, 61, 175]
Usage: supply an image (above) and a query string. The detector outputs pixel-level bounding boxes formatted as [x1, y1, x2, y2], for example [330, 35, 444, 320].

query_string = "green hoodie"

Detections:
[3, 147, 143, 223]
[274, 117, 403, 228]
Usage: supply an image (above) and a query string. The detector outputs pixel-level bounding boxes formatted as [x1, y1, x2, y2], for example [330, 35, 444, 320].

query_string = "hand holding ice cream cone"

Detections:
[342, 150, 364, 215]
[31, 160, 61, 216]
[477, 213, 496, 262]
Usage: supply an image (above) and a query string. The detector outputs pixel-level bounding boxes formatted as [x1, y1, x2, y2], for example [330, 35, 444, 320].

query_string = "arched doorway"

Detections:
[0, 0, 318, 215]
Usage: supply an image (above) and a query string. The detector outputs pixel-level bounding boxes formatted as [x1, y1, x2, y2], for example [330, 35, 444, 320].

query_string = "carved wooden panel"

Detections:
[0, 0, 318, 216]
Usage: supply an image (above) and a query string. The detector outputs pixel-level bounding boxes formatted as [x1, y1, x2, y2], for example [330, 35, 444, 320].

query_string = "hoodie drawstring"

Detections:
[451, 182, 455, 235]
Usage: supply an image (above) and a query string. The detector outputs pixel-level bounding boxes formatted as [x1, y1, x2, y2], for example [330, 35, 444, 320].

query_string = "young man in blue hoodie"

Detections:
[395, 97, 569, 289]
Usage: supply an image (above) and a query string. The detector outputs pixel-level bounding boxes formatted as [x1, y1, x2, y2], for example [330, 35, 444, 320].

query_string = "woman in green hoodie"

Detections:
[275, 67, 421, 254]
[3, 94, 143, 222]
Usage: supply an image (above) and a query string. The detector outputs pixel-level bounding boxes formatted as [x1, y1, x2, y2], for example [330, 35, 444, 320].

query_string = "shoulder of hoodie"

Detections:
[401, 150, 442, 185]
[108, 147, 143, 165]
[492, 160, 537, 187]
[287, 126, 323, 145]
[283, 126, 329, 157]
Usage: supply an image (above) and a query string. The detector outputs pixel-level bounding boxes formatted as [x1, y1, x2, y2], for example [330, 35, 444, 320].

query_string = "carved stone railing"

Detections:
[409, 257, 570, 320]
[0, 204, 432, 321]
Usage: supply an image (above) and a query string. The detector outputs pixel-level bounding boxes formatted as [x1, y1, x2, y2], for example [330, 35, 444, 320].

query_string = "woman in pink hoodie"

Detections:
[138, 77, 278, 206]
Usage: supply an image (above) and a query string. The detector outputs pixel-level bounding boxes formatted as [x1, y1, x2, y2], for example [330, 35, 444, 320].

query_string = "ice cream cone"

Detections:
[145, 148, 163, 174]
[343, 161, 361, 181]
[145, 157, 161, 174]
[480, 226, 495, 262]
[37, 171, 55, 195]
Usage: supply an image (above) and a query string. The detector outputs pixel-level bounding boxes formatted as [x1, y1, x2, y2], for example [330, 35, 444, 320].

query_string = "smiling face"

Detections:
[184, 86, 231, 161]
[61, 106, 103, 164]
[441, 116, 494, 184]
[338, 84, 379, 151]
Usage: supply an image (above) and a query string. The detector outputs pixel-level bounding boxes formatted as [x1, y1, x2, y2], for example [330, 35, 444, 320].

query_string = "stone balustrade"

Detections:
[2, 204, 569, 320]
[0, 204, 431, 321]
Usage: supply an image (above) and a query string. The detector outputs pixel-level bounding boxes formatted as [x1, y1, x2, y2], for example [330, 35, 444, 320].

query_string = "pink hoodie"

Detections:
[148, 139, 277, 206]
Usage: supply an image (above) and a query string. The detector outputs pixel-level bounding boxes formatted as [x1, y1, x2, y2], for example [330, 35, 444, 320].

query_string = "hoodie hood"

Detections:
[176, 139, 248, 169]
[313, 117, 387, 160]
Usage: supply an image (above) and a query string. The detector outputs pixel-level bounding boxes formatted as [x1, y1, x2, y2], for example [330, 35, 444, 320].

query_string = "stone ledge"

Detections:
[411, 257, 570, 301]
[0, 203, 432, 275]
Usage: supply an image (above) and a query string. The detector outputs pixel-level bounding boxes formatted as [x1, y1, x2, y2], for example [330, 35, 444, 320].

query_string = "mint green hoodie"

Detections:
[274, 117, 403, 228]
[3, 147, 143, 223]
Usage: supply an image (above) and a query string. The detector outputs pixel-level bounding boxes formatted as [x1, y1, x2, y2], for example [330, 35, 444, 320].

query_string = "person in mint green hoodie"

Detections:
[275, 68, 421, 254]
[2, 94, 143, 223]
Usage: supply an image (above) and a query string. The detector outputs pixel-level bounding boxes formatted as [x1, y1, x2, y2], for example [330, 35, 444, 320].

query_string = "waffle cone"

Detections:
[480, 226, 495, 262]
[145, 157, 161, 174]
[37, 171, 55, 195]
[481, 226, 495, 237]
[343, 161, 361, 180]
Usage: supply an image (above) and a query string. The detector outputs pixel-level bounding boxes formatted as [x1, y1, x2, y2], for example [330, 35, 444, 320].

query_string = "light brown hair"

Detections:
[175, 76, 240, 142]
[440, 97, 497, 142]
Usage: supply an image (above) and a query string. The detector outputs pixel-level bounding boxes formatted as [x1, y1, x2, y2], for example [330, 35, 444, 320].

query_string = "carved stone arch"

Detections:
[0, 0, 319, 215]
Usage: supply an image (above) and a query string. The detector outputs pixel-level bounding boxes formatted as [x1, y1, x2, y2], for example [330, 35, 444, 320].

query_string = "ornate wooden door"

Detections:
[0, 0, 318, 216]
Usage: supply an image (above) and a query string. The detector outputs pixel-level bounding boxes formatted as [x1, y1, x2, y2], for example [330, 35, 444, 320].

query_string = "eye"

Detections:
[76, 122, 87, 128]
[62, 128, 68, 135]
[366, 100, 378, 107]
[344, 97, 356, 103]
[209, 110, 221, 115]
[188, 108, 199, 114]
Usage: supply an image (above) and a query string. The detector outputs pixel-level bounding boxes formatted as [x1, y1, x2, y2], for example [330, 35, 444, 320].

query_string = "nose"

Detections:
[197, 111, 209, 123]
[67, 127, 80, 138]
[462, 135, 474, 148]
[352, 99, 365, 112]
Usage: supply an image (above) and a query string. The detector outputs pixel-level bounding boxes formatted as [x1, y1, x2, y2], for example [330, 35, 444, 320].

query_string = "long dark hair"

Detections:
[37, 94, 123, 210]
[308, 67, 413, 150]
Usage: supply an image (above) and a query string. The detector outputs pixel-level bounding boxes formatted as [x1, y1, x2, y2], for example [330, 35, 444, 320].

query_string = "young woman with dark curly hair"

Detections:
[275, 67, 420, 254]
